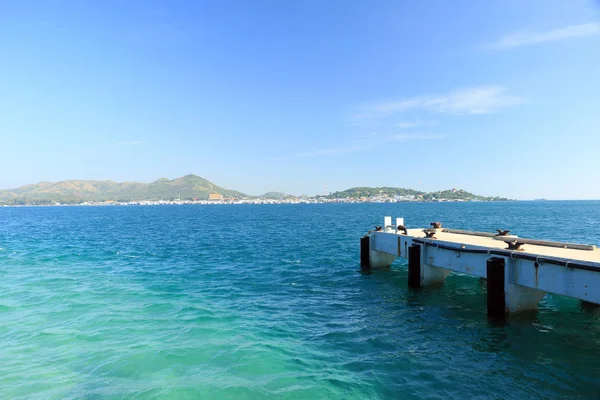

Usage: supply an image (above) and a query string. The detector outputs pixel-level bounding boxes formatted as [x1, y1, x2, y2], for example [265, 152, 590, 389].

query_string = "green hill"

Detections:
[258, 191, 294, 199]
[326, 187, 509, 201]
[0, 178, 511, 205]
[0, 174, 247, 205]
[326, 187, 424, 198]
[421, 189, 507, 201]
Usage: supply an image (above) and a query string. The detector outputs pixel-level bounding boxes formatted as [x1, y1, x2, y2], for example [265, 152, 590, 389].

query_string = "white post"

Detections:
[384, 216, 392, 232]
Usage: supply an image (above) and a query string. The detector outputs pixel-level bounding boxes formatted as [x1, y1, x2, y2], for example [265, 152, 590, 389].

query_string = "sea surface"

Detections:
[1, 201, 599, 399]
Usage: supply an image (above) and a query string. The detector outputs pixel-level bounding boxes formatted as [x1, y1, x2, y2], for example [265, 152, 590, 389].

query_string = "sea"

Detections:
[0, 201, 599, 399]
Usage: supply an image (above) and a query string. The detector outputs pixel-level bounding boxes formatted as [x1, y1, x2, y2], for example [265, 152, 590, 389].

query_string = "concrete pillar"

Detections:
[361, 234, 395, 269]
[422, 264, 451, 286]
[369, 249, 397, 268]
[506, 284, 546, 313]
[408, 244, 450, 288]
[487, 257, 546, 319]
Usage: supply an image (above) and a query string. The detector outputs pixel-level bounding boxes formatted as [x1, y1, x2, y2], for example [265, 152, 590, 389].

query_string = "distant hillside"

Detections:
[326, 187, 424, 199]
[258, 191, 294, 199]
[421, 189, 509, 201]
[326, 187, 509, 201]
[0, 177, 511, 205]
[0, 174, 247, 205]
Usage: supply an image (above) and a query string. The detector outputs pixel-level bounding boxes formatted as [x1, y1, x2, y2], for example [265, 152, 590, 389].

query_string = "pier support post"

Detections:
[422, 264, 451, 286]
[506, 284, 546, 313]
[408, 244, 450, 288]
[487, 257, 547, 318]
[360, 235, 370, 270]
[487, 257, 506, 319]
[369, 250, 396, 269]
[361, 234, 396, 269]
[408, 244, 421, 288]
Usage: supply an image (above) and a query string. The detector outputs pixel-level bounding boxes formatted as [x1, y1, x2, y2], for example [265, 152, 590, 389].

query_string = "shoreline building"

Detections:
[208, 193, 224, 201]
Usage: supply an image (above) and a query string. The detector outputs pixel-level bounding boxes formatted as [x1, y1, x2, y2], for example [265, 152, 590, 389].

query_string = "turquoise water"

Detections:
[0, 202, 599, 399]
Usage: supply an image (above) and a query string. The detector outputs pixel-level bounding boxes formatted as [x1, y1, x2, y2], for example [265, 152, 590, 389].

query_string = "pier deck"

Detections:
[404, 228, 600, 263]
[362, 218, 600, 318]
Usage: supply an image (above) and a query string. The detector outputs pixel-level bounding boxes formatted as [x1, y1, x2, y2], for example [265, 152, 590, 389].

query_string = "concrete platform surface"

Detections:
[403, 228, 600, 264]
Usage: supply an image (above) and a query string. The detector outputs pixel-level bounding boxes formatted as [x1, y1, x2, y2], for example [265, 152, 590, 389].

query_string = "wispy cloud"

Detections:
[388, 133, 446, 142]
[395, 120, 438, 129]
[360, 132, 378, 138]
[354, 85, 525, 120]
[296, 133, 445, 158]
[488, 23, 600, 49]
[115, 140, 145, 147]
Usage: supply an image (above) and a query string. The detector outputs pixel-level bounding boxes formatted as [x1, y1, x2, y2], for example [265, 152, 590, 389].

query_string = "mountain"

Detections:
[421, 189, 507, 201]
[326, 187, 509, 201]
[258, 191, 294, 199]
[0, 174, 247, 205]
[0, 177, 511, 205]
[326, 187, 424, 199]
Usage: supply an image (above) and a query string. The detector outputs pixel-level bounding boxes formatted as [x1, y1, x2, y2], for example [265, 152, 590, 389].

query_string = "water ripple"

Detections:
[0, 203, 599, 398]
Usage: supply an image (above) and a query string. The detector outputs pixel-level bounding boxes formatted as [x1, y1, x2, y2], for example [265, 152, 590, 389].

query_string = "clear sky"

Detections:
[1, 0, 599, 199]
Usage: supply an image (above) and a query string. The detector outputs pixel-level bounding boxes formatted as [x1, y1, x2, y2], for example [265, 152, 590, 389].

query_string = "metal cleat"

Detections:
[504, 240, 525, 251]
[423, 229, 437, 239]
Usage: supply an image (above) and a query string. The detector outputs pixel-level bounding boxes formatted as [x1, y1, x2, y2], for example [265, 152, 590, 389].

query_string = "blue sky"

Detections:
[1, 0, 599, 199]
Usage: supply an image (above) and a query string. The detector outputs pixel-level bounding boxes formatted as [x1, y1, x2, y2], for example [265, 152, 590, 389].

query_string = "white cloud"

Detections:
[355, 85, 524, 119]
[388, 133, 446, 141]
[488, 23, 600, 49]
[395, 120, 438, 129]
[115, 140, 145, 147]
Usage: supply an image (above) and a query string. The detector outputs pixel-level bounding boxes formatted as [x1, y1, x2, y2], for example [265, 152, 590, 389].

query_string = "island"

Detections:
[0, 175, 511, 206]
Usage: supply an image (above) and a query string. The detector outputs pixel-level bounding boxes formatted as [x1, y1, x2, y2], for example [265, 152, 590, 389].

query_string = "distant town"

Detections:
[2, 192, 507, 207]
[0, 175, 511, 206]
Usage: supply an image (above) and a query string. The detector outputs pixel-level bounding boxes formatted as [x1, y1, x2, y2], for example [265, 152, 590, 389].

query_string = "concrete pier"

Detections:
[361, 218, 600, 318]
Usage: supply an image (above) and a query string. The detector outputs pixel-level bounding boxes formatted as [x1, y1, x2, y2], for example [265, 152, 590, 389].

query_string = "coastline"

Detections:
[1, 198, 517, 207]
